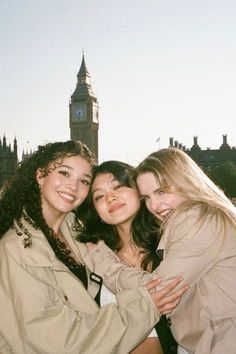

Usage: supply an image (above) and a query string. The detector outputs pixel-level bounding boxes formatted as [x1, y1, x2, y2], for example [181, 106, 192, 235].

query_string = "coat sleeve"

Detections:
[84, 208, 224, 292]
[0, 243, 160, 354]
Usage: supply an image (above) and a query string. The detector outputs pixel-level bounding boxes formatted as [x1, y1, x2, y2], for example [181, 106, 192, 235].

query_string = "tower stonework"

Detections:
[0, 136, 18, 189]
[69, 55, 99, 158]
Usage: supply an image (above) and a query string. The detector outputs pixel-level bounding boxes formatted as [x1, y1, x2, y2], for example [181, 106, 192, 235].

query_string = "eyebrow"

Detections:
[140, 187, 162, 196]
[57, 164, 92, 179]
[92, 187, 102, 195]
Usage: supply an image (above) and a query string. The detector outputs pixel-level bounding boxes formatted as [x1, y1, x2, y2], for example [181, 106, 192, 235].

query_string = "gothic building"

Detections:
[69, 54, 99, 158]
[169, 134, 236, 171]
[0, 135, 17, 188]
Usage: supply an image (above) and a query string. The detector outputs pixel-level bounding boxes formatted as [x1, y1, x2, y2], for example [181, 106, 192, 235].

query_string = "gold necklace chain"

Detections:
[117, 249, 143, 268]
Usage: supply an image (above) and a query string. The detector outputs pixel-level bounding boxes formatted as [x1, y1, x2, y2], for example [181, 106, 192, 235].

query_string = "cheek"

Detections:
[172, 196, 184, 208]
[134, 200, 141, 212]
[44, 175, 62, 189]
[79, 190, 89, 203]
[94, 203, 106, 218]
[128, 194, 140, 210]
[75, 185, 89, 204]
[145, 200, 153, 213]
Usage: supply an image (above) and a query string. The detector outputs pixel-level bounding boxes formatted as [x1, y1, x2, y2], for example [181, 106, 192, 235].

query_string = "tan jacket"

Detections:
[84, 206, 236, 354]
[0, 213, 160, 354]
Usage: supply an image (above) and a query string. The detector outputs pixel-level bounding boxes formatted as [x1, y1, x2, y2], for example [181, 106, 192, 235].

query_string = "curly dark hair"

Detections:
[0, 140, 97, 239]
[77, 160, 161, 271]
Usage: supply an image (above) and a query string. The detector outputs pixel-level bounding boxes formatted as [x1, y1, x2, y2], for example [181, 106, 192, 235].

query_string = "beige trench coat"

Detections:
[84, 206, 236, 354]
[0, 213, 160, 354]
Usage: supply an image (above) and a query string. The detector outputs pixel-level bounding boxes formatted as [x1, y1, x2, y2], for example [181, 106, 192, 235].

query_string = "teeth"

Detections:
[159, 210, 171, 219]
[59, 192, 75, 201]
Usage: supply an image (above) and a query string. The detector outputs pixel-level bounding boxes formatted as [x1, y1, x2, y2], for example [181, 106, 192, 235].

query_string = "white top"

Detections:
[101, 285, 190, 353]
[101, 285, 157, 337]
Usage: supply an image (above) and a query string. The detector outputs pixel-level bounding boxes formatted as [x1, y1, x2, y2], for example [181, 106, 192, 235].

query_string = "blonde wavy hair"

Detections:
[136, 148, 236, 227]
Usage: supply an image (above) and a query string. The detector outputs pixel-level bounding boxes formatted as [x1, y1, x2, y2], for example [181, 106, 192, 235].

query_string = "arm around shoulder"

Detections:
[84, 240, 153, 292]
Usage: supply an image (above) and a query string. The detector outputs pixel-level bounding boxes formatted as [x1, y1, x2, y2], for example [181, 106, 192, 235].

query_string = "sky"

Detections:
[1, 0, 236, 166]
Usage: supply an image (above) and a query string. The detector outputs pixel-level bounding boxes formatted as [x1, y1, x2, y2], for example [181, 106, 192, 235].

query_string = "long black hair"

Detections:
[77, 160, 161, 271]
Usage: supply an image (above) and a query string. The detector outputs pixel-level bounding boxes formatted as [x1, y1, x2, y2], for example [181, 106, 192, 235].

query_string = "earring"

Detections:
[101, 219, 105, 224]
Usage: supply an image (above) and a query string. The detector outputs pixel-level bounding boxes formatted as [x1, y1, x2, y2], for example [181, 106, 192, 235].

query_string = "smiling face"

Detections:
[137, 172, 186, 222]
[36, 155, 92, 225]
[92, 173, 141, 227]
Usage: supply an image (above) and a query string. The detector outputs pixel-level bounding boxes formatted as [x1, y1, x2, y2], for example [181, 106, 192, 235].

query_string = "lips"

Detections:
[108, 203, 125, 214]
[58, 191, 76, 203]
[158, 209, 172, 220]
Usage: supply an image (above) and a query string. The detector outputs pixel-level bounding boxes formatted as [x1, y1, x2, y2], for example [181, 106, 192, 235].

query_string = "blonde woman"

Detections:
[84, 148, 236, 354]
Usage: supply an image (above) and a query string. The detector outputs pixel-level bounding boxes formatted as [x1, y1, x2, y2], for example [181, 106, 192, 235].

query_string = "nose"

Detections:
[107, 190, 117, 203]
[147, 196, 160, 213]
[66, 178, 79, 191]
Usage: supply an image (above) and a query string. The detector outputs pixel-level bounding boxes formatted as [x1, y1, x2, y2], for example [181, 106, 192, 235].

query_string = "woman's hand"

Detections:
[146, 277, 188, 315]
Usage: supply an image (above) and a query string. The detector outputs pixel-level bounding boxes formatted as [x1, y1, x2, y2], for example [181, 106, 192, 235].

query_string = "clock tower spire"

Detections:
[69, 54, 99, 158]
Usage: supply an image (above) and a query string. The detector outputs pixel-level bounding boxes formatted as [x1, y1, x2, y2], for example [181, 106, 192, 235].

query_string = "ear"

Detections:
[36, 168, 45, 187]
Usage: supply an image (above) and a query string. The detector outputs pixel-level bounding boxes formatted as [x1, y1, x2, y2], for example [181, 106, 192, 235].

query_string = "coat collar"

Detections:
[13, 213, 87, 270]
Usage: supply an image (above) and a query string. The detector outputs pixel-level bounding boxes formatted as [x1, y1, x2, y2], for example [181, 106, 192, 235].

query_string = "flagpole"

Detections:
[155, 137, 161, 150]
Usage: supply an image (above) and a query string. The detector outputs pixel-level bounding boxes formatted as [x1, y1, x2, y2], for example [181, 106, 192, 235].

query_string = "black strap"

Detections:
[155, 316, 177, 354]
[152, 257, 178, 354]
[90, 272, 103, 306]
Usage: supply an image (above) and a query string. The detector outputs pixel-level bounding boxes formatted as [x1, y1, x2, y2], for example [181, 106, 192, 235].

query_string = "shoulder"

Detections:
[0, 227, 18, 250]
[168, 202, 224, 230]
[0, 227, 23, 267]
[164, 203, 226, 246]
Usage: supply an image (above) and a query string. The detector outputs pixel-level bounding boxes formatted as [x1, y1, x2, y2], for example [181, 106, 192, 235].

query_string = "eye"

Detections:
[93, 194, 104, 202]
[59, 170, 70, 177]
[158, 189, 165, 195]
[114, 184, 122, 190]
[80, 179, 90, 186]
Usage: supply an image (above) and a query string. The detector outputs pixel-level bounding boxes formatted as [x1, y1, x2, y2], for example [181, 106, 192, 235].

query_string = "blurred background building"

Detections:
[0, 57, 235, 200]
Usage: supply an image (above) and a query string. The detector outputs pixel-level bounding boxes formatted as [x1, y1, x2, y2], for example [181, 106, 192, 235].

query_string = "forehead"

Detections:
[137, 172, 160, 191]
[51, 155, 92, 174]
[92, 172, 117, 188]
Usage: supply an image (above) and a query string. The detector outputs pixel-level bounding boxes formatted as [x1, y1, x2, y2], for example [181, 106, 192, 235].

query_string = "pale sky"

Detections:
[1, 0, 236, 165]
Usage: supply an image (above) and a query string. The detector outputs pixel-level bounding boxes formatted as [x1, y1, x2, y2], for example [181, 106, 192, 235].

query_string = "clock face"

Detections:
[75, 108, 83, 120]
[73, 104, 86, 121]
[93, 104, 99, 122]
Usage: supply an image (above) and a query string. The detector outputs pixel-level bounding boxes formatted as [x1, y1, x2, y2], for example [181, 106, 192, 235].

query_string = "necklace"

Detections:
[116, 249, 143, 268]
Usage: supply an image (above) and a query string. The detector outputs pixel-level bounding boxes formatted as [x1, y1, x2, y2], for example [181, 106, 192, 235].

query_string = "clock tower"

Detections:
[70, 54, 99, 158]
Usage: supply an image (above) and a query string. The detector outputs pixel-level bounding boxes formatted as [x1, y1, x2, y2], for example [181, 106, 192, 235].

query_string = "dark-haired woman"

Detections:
[79, 160, 182, 354]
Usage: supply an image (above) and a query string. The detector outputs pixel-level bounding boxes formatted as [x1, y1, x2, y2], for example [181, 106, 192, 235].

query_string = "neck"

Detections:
[42, 209, 66, 236]
[115, 222, 132, 247]
[116, 243, 142, 268]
